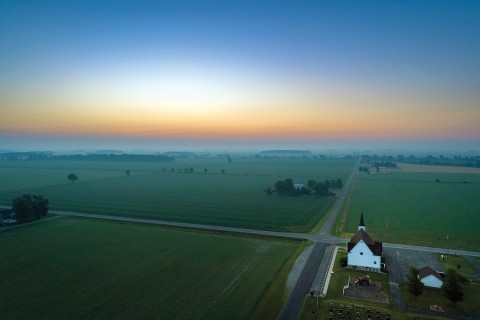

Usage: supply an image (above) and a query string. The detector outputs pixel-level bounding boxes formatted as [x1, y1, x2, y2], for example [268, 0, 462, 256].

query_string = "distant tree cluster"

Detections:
[358, 166, 370, 173]
[267, 178, 342, 197]
[53, 154, 174, 162]
[374, 161, 397, 168]
[273, 179, 298, 195]
[12, 194, 49, 223]
[304, 179, 342, 196]
[361, 154, 480, 168]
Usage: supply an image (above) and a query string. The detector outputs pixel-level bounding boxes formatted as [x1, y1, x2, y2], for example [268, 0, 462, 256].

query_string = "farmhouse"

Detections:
[293, 183, 304, 190]
[347, 212, 383, 272]
[418, 266, 443, 288]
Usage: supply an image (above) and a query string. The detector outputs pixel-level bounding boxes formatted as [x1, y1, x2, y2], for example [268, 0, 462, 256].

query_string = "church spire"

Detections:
[358, 210, 366, 231]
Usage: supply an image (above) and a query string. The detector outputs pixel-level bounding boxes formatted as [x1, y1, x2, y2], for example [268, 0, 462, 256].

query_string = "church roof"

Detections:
[348, 229, 383, 256]
[418, 266, 442, 281]
[349, 229, 374, 245]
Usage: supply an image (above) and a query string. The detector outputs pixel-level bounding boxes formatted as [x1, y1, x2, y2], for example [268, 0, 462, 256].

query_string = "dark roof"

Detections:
[349, 229, 374, 245]
[359, 211, 365, 227]
[348, 229, 383, 256]
[418, 266, 442, 281]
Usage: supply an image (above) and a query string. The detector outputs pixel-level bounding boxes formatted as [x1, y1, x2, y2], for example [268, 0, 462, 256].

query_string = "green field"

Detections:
[336, 170, 480, 251]
[0, 158, 355, 232]
[0, 217, 302, 320]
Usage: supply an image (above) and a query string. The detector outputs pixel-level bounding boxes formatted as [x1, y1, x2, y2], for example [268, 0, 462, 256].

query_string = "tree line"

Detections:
[12, 194, 49, 223]
[266, 178, 343, 196]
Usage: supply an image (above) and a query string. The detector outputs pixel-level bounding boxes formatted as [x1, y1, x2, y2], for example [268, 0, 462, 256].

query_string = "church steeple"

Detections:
[358, 211, 366, 231]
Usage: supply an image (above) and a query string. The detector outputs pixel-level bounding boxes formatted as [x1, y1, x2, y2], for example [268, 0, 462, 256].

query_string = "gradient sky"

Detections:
[1, 0, 479, 151]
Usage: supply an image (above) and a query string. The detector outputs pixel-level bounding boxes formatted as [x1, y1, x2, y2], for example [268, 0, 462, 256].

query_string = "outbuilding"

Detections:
[418, 266, 443, 288]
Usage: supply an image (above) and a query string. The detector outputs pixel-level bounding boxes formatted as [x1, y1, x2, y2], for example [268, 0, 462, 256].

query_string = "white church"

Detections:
[347, 212, 383, 272]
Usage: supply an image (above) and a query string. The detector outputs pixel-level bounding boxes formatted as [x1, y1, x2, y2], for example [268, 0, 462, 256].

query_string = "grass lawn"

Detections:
[0, 217, 302, 320]
[0, 158, 355, 232]
[439, 254, 477, 277]
[336, 170, 480, 251]
[400, 282, 480, 317]
[299, 249, 445, 320]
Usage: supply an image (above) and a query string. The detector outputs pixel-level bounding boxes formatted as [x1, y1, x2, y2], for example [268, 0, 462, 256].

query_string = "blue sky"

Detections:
[1, 0, 479, 151]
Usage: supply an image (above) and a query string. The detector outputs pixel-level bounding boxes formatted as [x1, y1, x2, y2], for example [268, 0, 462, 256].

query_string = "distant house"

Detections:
[0, 209, 16, 225]
[418, 266, 443, 288]
[293, 183, 304, 190]
[347, 212, 383, 272]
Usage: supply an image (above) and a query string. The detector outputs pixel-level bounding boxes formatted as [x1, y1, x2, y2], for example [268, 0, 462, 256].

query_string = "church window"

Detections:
[374, 261, 377, 264]
[360, 252, 363, 255]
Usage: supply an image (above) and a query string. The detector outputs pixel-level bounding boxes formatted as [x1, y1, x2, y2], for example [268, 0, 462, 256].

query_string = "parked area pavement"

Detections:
[384, 247, 445, 284]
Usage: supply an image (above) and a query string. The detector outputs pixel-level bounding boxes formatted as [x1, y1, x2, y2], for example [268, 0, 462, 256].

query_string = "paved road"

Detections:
[279, 157, 362, 320]
[319, 156, 361, 235]
[279, 243, 327, 320]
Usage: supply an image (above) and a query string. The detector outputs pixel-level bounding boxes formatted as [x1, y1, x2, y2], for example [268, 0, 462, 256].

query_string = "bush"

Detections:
[340, 256, 348, 267]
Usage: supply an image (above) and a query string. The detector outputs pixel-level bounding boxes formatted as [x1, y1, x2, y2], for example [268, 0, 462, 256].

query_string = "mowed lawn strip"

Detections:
[338, 171, 480, 251]
[0, 217, 301, 320]
[0, 158, 355, 232]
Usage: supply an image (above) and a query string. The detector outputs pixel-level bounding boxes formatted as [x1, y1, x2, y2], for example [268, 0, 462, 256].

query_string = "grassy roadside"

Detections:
[439, 254, 477, 277]
[250, 240, 312, 319]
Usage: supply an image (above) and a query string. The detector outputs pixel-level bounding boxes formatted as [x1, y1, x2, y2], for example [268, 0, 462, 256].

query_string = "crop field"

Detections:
[337, 169, 480, 251]
[0, 217, 302, 320]
[0, 158, 355, 232]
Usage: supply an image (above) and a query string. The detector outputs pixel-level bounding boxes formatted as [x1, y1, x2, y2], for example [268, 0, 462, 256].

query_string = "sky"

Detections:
[1, 0, 479, 152]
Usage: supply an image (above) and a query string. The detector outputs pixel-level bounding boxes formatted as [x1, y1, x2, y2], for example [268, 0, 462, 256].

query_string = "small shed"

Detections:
[419, 266, 443, 288]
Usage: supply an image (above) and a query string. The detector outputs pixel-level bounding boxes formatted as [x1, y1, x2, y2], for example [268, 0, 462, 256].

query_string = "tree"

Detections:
[68, 173, 78, 183]
[221, 169, 225, 174]
[12, 194, 33, 222]
[442, 269, 468, 304]
[336, 178, 343, 188]
[126, 170, 131, 176]
[204, 168, 208, 173]
[407, 267, 424, 300]
[274, 178, 295, 195]
[12, 194, 49, 222]
[32, 195, 49, 219]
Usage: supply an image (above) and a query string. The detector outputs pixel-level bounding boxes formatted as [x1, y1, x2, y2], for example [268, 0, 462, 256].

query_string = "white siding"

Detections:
[420, 275, 443, 288]
[348, 241, 381, 270]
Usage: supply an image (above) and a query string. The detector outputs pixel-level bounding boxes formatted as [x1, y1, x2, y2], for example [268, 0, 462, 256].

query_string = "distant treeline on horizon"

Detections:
[0, 152, 174, 162]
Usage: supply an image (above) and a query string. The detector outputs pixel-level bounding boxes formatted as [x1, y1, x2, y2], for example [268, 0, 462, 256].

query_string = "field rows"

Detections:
[339, 171, 480, 251]
[0, 159, 355, 232]
[0, 218, 301, 319]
